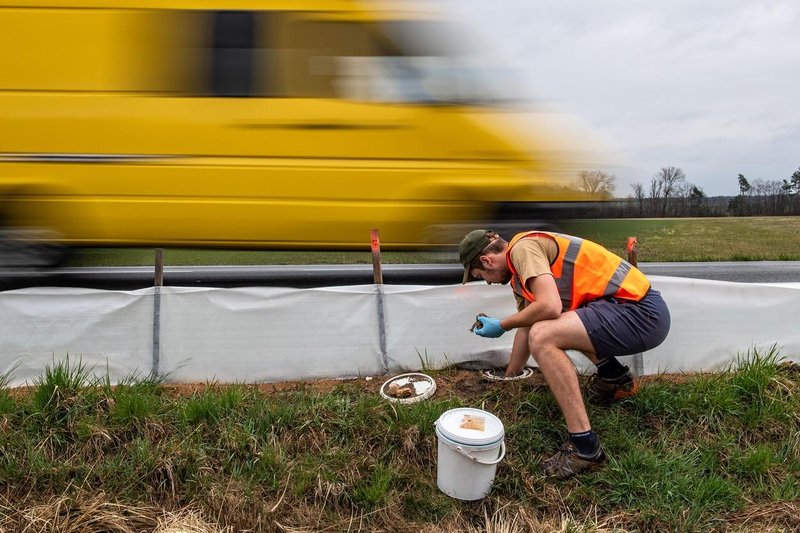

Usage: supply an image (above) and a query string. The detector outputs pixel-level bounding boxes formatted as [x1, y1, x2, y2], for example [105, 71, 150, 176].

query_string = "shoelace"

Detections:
[547, 442, 578, 463]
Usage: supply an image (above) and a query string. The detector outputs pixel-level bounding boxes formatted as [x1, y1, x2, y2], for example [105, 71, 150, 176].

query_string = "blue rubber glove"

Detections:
[474, 316, 507, 338]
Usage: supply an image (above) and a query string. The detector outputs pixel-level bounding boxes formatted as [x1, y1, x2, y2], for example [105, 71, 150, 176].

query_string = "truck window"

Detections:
[277, 18, 383, 99]
[210, 11, 256, 97]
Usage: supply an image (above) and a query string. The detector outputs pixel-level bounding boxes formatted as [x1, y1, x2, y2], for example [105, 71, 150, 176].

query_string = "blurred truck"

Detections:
[0, 0, 589, 267]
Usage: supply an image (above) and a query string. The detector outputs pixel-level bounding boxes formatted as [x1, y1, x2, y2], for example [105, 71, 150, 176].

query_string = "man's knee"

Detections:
[528, 323, 556, 358]
[528, 314, 591, 360]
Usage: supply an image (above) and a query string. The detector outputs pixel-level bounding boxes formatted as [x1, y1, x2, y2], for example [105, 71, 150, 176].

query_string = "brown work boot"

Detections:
[541, 441, 606, 479]
[585, 368, 639, 405]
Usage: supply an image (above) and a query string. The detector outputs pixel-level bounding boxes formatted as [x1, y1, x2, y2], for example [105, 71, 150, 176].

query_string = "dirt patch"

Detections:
[156, 367, 706, 400]
[155, 367, 548, 399]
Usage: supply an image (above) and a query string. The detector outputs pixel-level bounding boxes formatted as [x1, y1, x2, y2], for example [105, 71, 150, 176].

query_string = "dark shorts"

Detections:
[575, 289, 671, 359]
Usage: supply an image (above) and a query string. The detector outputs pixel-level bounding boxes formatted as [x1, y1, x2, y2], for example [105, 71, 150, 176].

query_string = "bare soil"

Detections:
[156, 366, 704, 400]
[157, 368, 538, 399]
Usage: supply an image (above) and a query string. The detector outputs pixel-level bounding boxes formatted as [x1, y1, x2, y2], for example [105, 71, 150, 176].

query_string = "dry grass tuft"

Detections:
[421, 504, 631, 533]
[6, 493, 156, 533]
[154, 508, 232, 533]
[0, 493, 231, 533]
[400, 424, 421, 457]
[727, 500, 800, 532]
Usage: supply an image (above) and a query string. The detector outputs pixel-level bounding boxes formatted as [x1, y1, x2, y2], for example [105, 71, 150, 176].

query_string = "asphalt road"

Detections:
[640, 261, 800, 284]
[1, 261, 799, 291]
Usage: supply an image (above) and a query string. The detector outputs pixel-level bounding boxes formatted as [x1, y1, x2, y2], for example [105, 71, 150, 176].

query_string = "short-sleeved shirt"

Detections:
[507, 235, 558, 312]
[506, 234, 670, 358]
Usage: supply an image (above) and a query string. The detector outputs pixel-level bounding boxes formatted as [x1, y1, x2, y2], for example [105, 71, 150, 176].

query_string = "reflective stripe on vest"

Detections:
[506, 231, 651, 311]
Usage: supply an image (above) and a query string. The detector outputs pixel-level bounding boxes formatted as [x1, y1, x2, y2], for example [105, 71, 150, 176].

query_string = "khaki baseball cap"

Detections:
[459, 229, 493, 283]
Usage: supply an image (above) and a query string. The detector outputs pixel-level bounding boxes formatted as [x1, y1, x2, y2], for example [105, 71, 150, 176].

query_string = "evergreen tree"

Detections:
[738, 174, 751, 195]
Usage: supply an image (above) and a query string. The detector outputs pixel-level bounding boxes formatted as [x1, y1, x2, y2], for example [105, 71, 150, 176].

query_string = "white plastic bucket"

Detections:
[434, 407, 506, 501]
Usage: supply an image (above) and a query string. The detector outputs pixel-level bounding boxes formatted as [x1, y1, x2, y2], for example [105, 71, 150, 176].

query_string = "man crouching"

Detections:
[460, 229, 670, 479]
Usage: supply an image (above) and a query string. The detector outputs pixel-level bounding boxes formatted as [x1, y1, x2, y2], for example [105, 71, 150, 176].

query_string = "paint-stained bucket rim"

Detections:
[480, 367, 535, 382]
[380, 373, 436, 404]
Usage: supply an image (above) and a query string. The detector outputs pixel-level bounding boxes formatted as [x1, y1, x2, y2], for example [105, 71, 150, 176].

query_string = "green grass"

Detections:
[63, 247, 458, 268]
[560, 216, 800, 262]
[0, 347, 798, 531]
[62, 216, 800, 266]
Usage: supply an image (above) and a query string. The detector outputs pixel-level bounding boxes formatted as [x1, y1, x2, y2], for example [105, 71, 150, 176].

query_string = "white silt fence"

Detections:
[0, 277, 798, 387]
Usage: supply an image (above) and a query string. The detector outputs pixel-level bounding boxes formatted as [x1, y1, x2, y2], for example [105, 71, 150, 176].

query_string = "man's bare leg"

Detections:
[528, 312, 596, 433]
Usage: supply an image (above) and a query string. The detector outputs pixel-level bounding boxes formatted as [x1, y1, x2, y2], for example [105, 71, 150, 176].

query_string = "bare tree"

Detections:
[651, 166, 687, 217]
[574, 170, 617, 200]
[754, 179, 788, 215]
[659, 166, 686, 202]
[631, 182, 645, 216]
[648, 176, 663, 217]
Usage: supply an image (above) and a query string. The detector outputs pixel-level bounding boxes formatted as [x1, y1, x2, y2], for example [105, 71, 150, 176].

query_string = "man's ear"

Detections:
[480, 254, 493, 269]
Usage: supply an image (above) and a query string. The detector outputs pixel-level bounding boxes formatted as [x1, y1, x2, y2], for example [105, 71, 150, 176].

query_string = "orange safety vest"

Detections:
[507, 231, 651, 311]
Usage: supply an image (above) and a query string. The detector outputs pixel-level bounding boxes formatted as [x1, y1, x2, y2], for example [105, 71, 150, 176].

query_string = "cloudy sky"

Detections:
[443, 0, 800, 196]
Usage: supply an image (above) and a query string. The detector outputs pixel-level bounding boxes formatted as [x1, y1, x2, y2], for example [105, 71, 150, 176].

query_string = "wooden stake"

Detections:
[627, 237, 638, 267]
[625, 237, 644, 377]
[154, 248, 164, 286]
[152, 248, 164, 376]
[370, 229, 383, 284]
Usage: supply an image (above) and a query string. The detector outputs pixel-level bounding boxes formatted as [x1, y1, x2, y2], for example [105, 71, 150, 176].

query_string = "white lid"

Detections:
[481, 367, 535, 382]
[435, 407, 504, 446]
[379, 373, 436, 404]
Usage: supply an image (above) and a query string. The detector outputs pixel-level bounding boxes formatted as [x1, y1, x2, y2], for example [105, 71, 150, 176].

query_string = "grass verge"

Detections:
[0, 347, 798, 531]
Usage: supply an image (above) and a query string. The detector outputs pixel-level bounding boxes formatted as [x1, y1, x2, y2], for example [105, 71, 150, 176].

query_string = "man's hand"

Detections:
[473, 316, 507, 338]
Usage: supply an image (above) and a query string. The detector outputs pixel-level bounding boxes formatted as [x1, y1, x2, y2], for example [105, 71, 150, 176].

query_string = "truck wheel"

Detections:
[0, 227, 68, 268]
[490, 220, 561, 240]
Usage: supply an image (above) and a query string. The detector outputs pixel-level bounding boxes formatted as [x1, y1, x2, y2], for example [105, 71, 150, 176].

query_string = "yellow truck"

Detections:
[0, 0, 586, 266]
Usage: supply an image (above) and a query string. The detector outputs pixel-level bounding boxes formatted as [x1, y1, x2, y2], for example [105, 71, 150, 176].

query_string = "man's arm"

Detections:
[498, 274, 562, 330]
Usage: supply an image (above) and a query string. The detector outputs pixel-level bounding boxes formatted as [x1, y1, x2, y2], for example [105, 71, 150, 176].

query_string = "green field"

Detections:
[64, 216, 800, 266]
[560, 216, 800, 262]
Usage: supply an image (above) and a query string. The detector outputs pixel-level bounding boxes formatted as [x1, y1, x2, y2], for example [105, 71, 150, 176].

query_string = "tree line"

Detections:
[571, 167, 800, 217]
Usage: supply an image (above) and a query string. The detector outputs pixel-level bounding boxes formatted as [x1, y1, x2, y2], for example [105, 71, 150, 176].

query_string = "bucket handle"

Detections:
[455, 440, 506, 465]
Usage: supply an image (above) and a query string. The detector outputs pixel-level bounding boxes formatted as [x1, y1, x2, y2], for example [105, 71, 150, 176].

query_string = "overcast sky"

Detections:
[443, 0, 800, 196]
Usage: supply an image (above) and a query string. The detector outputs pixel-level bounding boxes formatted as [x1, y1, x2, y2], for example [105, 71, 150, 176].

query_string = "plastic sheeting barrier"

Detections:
[645, 277, 800, 374]
[158, 286, 383, 383]
[0, 277, 798, 386]
[0, 288, 154, 385]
